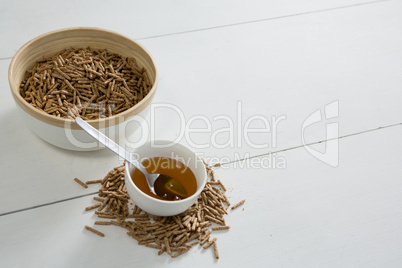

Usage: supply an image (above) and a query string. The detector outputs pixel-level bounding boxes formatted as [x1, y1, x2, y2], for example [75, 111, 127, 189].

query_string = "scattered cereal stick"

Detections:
[85, 225, 104, 237]
[94, 221, 112, 225]
[225, 198, 231, 208]
[164, 237, 172, 255]
[200, 231, 211, 246]
[204, 215, 225, 226]
[97, 214, 116, 219]
[211, 226, 230, 231]
[201, 158, 209, 167]
[171, 248, 190, 258]
[85, 203, 101, 211]
[171, 246, 188, 252]
[74, 178, 88, 188]
[200, 237, 209, 246]
[213, 241, 219, 259]
[145, 243, 162, 249]
[231, 200, 245, 210]
[218, 180, 227, 191]
[189, 241, 199, 247]
[210, 170, 216, 181]
[158, 246, 166, 255]
[203, 237, 217, 249]
[86, 179, 102, 184]
[93, 197, 105, 202]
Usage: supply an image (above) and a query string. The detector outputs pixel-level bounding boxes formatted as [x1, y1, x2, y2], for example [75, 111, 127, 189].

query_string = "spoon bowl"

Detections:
[154, 174, 188, 200]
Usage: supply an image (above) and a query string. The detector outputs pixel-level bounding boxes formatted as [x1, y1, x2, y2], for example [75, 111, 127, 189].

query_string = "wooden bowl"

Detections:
[8, 27, 158, 151]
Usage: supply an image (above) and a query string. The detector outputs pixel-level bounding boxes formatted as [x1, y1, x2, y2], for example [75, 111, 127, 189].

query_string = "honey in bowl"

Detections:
[130, 157, 197, 201]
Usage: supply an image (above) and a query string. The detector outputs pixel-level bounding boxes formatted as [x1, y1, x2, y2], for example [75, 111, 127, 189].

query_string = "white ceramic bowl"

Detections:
[8, 27, 158, 151]
[125, 140, 207, 216]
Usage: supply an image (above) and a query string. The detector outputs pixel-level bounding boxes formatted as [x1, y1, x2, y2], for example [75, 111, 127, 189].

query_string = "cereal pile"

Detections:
[75, 163, 245, 259]
[20, 47, 152, 119]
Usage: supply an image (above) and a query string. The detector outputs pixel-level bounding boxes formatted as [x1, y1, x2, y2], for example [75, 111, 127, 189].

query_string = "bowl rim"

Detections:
[124, 141, 207, 205]
[8, 27, 159, 129]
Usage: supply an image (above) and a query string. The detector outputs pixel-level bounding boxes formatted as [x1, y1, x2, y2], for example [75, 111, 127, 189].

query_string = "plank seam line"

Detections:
[0, 191, 99, 217]
[0, 0, 391, 61]
[1, 122, 400, 217]
[217, 122, 402, 167]
[136, 0, 390, 41]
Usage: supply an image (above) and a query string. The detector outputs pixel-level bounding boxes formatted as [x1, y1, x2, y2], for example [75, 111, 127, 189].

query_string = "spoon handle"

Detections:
[75, 118, 149, 175]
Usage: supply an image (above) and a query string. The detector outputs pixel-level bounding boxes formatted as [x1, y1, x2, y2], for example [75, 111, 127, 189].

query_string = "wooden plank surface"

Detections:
[0, 0, 385, 58]
[0, 125, 401, 267]
[1, 1, 402, 266]
[1, 0, 402, 214]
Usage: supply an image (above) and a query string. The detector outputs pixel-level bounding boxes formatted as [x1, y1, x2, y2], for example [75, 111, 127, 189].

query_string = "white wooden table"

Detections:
[1, 0, 402, 267]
